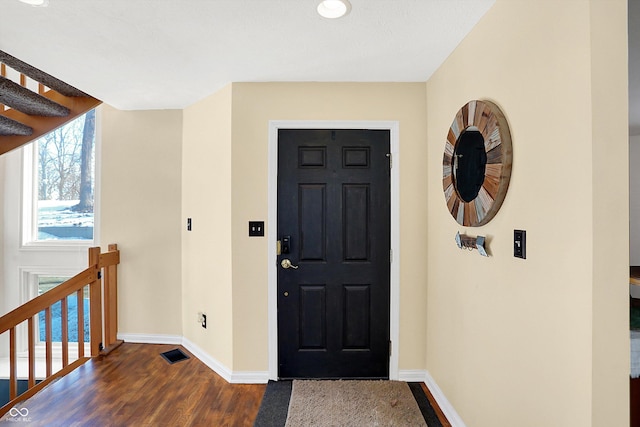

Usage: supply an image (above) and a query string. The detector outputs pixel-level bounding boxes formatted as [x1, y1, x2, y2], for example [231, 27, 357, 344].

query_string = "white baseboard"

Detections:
[180, 337, 269, 384]
[116, 333, 269, 384]
[229, 370, 270, 384]
[424, 370, 467, 427]
[397, 369, 466, 427]
[398, 369, 429, 382]
[117, 333, 182, 345]
[180, 336, 233, 382]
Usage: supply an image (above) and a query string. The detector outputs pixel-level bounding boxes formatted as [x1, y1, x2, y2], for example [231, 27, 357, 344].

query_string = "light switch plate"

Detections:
[249, 221, 264, 237]
[514, 229, 526, 259]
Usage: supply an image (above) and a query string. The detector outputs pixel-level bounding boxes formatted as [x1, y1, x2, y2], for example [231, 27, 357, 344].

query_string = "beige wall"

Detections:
[230, 83, 428, 371]
[425, 1, 628, 426]
[182, 85, 234, 368]
[179, 82, 429, 371]
[98, 1, 629, 423]
[590, 1, 629, 424]
[101, 106, 183, 337]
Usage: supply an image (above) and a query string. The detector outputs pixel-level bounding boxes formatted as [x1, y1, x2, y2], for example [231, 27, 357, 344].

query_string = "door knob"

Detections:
[281, 259, 299, 269]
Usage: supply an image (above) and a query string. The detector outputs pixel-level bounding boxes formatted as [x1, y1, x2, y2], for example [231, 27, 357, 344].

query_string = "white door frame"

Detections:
[267, 120, 400, 380]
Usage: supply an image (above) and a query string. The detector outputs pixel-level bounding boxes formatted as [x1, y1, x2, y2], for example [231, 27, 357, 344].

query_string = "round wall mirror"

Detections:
[442, 100, 512, 227]
[453, 127, 486, 202]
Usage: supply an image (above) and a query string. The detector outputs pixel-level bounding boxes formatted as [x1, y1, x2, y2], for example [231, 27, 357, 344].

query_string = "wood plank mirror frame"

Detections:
[442, 100, 513, 227]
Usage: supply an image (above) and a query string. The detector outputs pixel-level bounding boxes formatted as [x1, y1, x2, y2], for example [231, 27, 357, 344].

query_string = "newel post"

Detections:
[103, 243, 119, 348]
[88, 246, 102, 357]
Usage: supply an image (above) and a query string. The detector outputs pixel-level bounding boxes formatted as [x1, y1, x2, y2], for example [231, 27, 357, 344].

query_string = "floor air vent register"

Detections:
[160, 348, 190, 364]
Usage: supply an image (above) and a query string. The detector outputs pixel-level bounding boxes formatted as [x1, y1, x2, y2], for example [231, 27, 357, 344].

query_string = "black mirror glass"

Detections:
[453, 129, 487, 203]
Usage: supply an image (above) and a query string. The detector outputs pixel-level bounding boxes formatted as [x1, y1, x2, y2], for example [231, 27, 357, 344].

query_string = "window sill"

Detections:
[20, 241, 95, 252]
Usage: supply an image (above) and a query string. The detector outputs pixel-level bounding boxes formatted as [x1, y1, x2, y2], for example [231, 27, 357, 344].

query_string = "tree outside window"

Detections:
[35, 109, 95, 241]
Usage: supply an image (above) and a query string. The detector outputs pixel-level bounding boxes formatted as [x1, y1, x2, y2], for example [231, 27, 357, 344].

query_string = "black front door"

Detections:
[277, 129, 391, 379]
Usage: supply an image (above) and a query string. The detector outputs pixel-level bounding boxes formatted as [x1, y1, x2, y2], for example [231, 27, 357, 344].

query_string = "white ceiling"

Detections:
[0, 0, 495, 110]
[0, 0, 636, 135]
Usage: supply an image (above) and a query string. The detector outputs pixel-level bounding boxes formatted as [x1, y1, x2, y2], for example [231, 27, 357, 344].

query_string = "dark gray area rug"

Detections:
[408, 382, 443, 427]
[253, 381, 443, 427]
[254, 380, 292, 427]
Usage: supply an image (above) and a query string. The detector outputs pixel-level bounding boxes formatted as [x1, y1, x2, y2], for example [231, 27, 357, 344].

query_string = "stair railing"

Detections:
[0, 244, 121, 418]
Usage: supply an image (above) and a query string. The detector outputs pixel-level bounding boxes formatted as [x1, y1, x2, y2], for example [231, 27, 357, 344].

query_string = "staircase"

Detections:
[0, 244, 121, 418]
[0, 50, 101, 156]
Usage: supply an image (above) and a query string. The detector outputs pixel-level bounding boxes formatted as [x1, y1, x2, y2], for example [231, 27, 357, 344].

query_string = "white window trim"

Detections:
[19, 108, 101, 250]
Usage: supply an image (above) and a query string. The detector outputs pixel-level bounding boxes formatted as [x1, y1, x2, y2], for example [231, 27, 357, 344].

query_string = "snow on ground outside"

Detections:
[38, 200, 93, 240]
[38, 200, 93, 227]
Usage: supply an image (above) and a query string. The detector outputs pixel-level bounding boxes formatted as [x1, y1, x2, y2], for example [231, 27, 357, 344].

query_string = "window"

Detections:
[22, 109, 97, 245]
[2, 110, 99, 379]
[14, 270, 91, 375]
[37, 276, 90, 343]
[18, 271, 91, 346]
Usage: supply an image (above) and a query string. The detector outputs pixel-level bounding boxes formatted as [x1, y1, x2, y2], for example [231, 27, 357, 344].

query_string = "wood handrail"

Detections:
[0, 246, 120, 335]
[0, 244, 121, 418]
[0, 268, 95, 336]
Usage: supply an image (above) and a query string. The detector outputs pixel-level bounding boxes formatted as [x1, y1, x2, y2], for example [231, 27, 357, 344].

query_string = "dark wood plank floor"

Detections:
[0, 343, 265, 427]
[1, 342, 451, 426]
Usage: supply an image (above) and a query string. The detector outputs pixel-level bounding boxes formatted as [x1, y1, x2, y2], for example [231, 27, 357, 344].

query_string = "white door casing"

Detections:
[267, 120, 400, 380]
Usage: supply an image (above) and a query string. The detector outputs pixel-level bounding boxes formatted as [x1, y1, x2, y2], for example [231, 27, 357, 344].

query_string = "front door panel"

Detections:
[277, 129, 390, 379]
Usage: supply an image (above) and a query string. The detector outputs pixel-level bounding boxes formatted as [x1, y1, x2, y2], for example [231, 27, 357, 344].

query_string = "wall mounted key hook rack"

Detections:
[455, 231, 488, 257]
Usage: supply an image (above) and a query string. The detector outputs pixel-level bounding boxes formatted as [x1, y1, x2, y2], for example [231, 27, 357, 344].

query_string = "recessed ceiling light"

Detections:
[317, 0, 351, 19]
[18, 0, 49, 6]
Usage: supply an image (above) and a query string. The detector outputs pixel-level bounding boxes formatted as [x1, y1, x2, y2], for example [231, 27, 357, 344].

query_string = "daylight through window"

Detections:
[26, 109, 96, 242]
[37, 276, 90, 343]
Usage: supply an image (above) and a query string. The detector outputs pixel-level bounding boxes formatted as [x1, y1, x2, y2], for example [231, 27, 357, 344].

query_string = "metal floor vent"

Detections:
[160, 348, 190, 364]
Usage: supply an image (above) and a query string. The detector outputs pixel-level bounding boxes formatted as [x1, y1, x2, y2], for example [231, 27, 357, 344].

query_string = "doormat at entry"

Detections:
[253, 380, 442, 427]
